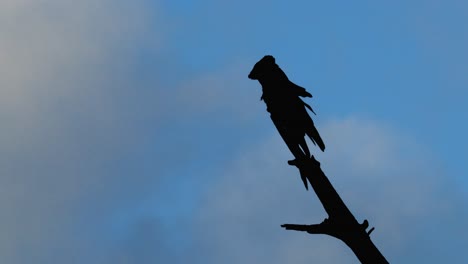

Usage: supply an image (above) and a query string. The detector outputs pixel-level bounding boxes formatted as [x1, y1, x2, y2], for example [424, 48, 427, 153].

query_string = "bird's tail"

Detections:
[301, 99, 316, 115]
[305, 119, 325, 152]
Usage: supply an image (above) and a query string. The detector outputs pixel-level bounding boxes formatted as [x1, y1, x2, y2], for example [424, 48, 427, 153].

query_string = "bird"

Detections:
[248, 55, 325, 190]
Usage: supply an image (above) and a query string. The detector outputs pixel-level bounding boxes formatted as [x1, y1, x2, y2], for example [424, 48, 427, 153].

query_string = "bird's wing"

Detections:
[288, 81, 312, 98]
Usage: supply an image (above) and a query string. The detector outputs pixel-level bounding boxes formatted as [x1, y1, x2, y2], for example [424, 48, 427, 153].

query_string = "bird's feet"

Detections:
[287, 155, 311, 166]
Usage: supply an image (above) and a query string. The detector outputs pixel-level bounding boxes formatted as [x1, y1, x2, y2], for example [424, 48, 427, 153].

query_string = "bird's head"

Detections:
[248, 55, 276, 80]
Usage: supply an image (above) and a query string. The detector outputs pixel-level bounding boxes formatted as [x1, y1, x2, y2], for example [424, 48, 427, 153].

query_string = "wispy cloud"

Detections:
[0, 1, 165, 263]
[188, 116, 467, 263]
[2, 1, 466, 263]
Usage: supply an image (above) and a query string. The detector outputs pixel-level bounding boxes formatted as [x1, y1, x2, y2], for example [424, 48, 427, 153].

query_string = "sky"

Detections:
[1, 0, 467, 263]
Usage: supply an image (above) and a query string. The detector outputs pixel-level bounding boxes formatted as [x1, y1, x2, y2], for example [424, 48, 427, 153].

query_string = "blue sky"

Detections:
[1, 0, 467, 263]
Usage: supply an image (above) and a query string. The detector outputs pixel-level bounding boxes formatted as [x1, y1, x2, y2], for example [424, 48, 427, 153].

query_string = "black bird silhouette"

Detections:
[248, 55, 325, 189]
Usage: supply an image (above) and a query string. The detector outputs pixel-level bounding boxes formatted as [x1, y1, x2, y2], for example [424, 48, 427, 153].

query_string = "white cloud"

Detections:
[0, 2, 266, 262]
[2, 1, 466, 263]
[190, 116, 467, 263]
[0, 1, 165, 263]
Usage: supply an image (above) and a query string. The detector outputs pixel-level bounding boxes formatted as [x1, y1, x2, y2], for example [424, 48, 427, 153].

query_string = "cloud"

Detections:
[0, 1, 264, 263]
[189, 116, 468, 263]
[2, 1, 466, 263]
[0, 1, 169, 263]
